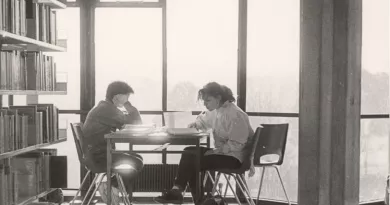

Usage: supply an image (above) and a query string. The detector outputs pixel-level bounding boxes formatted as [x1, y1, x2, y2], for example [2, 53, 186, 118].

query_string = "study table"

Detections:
[105, 128, 210, 205]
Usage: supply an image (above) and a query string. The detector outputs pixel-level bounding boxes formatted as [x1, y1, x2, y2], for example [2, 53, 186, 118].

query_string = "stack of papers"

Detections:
[166, 128, 200, 135]
[122, 124, 156, 134]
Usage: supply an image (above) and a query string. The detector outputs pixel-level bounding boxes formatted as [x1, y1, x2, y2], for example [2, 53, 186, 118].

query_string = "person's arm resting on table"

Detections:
[188, 110, 216, 131]
[97, 101, 142, 130]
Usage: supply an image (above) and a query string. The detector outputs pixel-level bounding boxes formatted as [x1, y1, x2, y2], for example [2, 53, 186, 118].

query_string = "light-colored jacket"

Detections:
[193, 101, 254, 162]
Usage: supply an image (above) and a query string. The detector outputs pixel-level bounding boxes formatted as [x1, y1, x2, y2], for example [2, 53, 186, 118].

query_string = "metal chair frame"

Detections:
[70, 122, 132, 205]
[204, 124, 291, 205]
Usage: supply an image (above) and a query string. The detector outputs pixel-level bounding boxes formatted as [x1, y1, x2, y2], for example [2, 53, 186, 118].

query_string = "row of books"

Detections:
[0, 104, 59, 154]
[0, 51, 57, 91]
[0, 149, 57, 205]
[0, 0, 58, 44]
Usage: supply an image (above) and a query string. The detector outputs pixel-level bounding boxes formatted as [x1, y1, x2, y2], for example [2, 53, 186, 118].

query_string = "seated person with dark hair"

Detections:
[154, 82, 255, 205]
[82, 81, 143, 199]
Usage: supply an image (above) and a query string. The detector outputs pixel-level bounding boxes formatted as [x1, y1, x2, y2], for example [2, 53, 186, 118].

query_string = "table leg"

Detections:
[107, 139, 112, 205]
[195, 139, 201, 203]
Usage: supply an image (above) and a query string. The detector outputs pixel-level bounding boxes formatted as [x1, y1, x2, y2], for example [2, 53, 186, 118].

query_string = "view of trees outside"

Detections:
[28, 0, 388, 202]
[166, 0, 238, 112]
[359, 0, 389, 201]
[95, 8, 163, 111]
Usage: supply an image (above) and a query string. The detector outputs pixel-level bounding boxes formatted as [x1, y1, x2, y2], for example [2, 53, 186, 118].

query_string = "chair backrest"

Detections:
[235, 127, 263, 172]
[253, 123, 289, 166]
[70, 122, 86, 165]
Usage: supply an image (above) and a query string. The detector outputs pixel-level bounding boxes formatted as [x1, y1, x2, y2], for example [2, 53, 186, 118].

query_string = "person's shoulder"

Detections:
[221, 102, 248, 119]
[94, 101, 118, 112]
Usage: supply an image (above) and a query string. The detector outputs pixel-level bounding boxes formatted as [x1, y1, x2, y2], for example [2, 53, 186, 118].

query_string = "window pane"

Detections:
[95, 8, 162, 111]
[1, 96, 8, 107]
[167, 0, 238, 111]
[13, 96, 27, 106]
[141, 114, 163, 127]
[246, 0, 299, 113]
[246, 117, 298, 202]
[360, 119, 389, 201]
[361, 0, 389, 114]
[39, 8, 81, 110]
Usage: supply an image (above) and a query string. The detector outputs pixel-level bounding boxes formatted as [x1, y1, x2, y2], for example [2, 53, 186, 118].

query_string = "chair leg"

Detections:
[116, 173, 132, 205]
[256, 167, 266, 205]
[240, 174, 251, 193]
[203, 171, 210, 187]
[69, 170, 91, 205]
[223, 175, 231, 197]
[81, 173, 103, 205]
[211, 172, 222, 196]
[206, 171, 223, 196]
[274, 166, 291, 205]
[236, 174, 255, 205]
[222, 174, 241, 205]
[86, 173, 106, 205]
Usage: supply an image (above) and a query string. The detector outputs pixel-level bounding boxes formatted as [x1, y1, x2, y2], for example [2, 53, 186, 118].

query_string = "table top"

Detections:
[104, 129, 210, 139]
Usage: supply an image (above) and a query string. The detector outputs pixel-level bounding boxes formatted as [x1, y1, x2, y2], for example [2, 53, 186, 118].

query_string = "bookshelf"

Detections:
[0, 138, 66, 160]
[18, 188, 58, 205]
[36, 0, 67, 9]
[0, 90, 66, 95]
[0, 0, 68, 204]
[0, 30, 66, 52]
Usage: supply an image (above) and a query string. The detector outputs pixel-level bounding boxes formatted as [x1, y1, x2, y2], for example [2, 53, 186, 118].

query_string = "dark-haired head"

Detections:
[105, 81, 134, 104]
[197, 82, 235, 111]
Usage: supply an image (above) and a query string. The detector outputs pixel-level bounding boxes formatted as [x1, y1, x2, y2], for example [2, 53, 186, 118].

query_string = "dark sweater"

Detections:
[82, 100, 142, 161]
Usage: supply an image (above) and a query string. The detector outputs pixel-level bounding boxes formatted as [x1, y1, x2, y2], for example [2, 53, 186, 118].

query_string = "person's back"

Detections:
[83, 101, 141, 160]
[82, 81, 142, 172]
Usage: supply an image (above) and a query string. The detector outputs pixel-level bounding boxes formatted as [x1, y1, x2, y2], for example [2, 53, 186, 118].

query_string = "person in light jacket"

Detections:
[154, 82, 254, 204]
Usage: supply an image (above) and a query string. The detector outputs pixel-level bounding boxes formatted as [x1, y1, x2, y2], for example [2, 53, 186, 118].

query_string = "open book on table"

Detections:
[121, 124, 156, 133]
[166, 128, 200, 135]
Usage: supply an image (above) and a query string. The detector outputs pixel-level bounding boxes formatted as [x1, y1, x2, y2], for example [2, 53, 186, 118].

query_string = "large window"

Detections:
[167, 0, 238, 111]
[360, 119, 388, 201]
[245, 0, 299, 202]
[361, 0, 389, 115]
[95, 8, 163, 111]
[246, 0, 300, 113]
[360, 0, 389, 202]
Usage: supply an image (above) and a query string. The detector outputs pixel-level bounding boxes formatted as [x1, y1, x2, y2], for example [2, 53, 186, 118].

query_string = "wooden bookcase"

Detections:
[0, 0, 68, 204]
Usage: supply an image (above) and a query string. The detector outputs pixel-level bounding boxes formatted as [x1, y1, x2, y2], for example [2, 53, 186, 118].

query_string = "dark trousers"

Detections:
[86, 151, 143, 194]
[174, 146, 242, 201]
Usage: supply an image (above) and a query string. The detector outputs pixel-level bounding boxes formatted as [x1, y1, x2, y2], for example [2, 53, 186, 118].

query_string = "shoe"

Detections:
[98, 181, 121, 205]
[154, 189, 184, 204]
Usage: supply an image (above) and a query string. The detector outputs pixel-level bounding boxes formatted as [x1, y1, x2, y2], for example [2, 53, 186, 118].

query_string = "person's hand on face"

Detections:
[113, 94, 129, 108]
[112, 95, 121, 107]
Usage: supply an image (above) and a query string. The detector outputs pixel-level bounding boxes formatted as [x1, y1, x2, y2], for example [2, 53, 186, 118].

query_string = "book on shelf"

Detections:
[0, 104, 60, 154]
[0, 149, 66, 205]
[0, 51, 57, 91]
[1, 0, 58, 45]
[0, 1, 66, 205]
